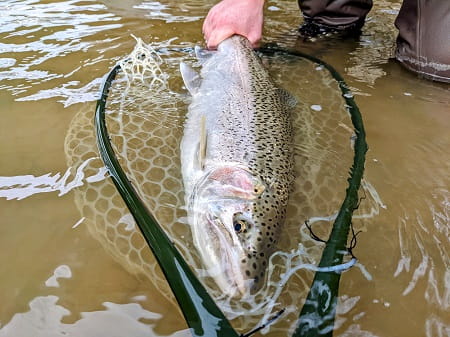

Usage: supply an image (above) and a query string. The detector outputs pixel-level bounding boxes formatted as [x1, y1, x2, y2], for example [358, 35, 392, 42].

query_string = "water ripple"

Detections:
[0, 0, 122, 97]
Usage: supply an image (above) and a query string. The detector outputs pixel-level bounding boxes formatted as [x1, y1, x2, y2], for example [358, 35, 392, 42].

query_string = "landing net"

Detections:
[65, 38, 380, 336]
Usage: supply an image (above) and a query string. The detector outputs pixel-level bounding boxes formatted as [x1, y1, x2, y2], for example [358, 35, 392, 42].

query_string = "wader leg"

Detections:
[395, 0, 450, 83]
[298, 0, 373, 34]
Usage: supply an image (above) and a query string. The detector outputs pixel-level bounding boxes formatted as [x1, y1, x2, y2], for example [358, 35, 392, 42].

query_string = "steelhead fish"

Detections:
[180, 35, 295, 297]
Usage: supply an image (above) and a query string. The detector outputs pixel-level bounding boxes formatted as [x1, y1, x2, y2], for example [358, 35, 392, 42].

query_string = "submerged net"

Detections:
[65, 38, 381, 335]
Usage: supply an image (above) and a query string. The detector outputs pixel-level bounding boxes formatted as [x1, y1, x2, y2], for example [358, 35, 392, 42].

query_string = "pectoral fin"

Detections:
[195, 46, 214, 63]
[198, 115, 207, 169]
[277, 88, 297, 108]
[180, 62, 201, 95]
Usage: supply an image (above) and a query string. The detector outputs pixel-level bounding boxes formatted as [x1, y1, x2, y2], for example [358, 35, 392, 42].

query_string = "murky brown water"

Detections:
[0, 1, 449, 336]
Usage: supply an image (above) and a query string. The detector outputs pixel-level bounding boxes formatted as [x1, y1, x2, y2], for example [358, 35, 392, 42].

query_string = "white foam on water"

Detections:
[45, 265, 72, 287]
[72, 217, 85, 229]
[0, 157, 108, 200]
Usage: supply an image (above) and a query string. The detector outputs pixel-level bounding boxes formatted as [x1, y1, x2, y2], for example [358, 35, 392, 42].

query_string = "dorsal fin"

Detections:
[180, 62, 201, 95]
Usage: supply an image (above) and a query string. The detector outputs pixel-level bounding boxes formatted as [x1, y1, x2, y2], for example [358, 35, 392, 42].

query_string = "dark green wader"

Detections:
[298, 0, 450, 83]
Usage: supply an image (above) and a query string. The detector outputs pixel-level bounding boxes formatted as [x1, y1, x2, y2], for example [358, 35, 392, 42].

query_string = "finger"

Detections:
[247, 28, 262, 49]
[207, 27, 236, 49]
[202, 13, 212, 36]
[249, 40, 260, 49]
[247, 34, 262, 49]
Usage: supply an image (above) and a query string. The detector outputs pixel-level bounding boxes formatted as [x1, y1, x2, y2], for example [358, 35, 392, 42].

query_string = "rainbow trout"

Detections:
[180, 35, 294, 297]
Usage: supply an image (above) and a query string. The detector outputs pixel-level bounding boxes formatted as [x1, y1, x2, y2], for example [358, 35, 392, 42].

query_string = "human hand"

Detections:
[202, 0, 264, 49]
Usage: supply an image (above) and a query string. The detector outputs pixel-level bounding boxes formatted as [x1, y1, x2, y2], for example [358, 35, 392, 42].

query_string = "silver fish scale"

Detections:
[206, 37, 293, 202]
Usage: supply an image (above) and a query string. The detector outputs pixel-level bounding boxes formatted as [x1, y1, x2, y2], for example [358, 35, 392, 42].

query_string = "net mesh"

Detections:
[65, 38, 382, 335]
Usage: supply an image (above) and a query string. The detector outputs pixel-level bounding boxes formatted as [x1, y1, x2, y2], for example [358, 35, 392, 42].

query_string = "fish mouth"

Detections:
[193, 212, 251, 298]
[207, 244, 248, 298]
[188, 165, 265, 297]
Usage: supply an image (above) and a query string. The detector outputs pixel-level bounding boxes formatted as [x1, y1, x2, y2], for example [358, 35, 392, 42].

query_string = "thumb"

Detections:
[206, 27, 236, 49]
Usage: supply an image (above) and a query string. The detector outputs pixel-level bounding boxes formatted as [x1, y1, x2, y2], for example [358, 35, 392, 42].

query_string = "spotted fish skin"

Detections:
[180, 35, 294, 297]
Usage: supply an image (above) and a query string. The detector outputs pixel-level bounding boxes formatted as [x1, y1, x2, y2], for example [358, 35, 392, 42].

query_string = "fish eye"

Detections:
[233, 213, 250, 233]
[233, 220, 246, 233]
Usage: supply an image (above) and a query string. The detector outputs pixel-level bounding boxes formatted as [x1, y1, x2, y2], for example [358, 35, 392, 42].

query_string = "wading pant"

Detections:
[298, 0, 450, 82]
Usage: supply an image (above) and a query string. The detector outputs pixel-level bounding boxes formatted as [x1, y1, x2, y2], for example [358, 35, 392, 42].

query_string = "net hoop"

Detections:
[94, 45, 367, 337]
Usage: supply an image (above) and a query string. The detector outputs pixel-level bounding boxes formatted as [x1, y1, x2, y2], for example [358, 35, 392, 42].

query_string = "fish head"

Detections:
[189, 166, 285, 298]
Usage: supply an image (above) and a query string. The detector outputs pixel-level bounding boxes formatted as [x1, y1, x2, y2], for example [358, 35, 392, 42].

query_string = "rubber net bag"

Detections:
[65, 38, 381, 335]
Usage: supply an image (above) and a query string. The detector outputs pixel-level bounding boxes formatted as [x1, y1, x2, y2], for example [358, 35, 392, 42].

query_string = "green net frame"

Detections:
[94, 45, 367, 337]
